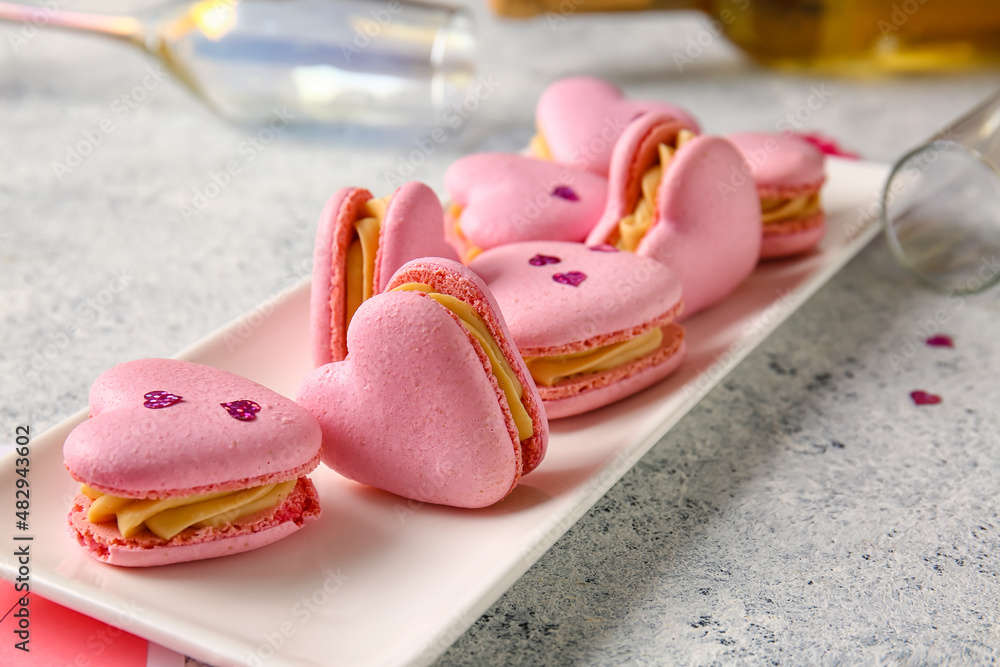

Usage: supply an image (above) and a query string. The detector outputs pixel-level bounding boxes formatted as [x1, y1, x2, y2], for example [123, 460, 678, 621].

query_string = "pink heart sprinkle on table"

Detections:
[910, 390, 942, 406]
[925, 334, 954, 348]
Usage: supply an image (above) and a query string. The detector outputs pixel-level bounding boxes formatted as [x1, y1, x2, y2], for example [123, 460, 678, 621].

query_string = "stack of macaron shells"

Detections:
[298, 258, 547, 508]
[725, 132, 828, 259]
[586, 112, 763, 318]
[310, 181, 459, 366]
[63, 358, 322, 567]
[470, 241, 686, 419]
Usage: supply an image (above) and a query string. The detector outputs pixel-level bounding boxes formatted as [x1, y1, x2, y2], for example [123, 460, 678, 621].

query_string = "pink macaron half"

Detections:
[63, 359, 322, 567]
[470, 241, 686, 419]
[444, 153, 609, 263]
[586, 113, 762, 319]
[310, 181, 459, 367]
[298, 259, 548, 508]
[530, 76, 700, 177]
[726, 132, 827, 259]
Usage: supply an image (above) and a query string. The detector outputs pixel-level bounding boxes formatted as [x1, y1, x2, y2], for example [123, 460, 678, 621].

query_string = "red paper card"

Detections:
[0, 579, 148, 667]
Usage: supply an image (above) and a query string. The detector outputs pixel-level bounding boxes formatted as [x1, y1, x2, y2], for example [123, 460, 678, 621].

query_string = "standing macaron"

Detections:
[726, 132, 827, 259]
[528, 76, 700, 177]
[63, 359, 322, 567]
[470, 241, 686, 419]
[310, 181, 459, 367]
[299, 259, 548, 508]
[586, 112, 762, 319]
[444, 153, 609, 263]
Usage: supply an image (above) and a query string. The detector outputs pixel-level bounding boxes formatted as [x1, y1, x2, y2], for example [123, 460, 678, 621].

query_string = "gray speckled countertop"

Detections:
[3, 1, 1000, 665]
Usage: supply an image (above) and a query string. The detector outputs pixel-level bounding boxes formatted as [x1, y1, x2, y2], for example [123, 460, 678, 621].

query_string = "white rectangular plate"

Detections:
[0, 159, 888, 667]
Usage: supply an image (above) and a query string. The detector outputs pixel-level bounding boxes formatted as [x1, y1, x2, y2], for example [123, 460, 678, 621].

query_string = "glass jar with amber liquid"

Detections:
[490, 0, 1000, 73]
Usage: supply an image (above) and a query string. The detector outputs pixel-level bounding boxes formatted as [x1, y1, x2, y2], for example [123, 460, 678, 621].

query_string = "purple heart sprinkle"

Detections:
[553, 271, 587, 287]
[589, 243, 619, 253]
[910, 390, 942, 406]
[551, 185, 579, 202]
[925, 334, 954, 348]
[143, 391, 182, 409]
[221, 399, 262, 421]
[529, 254, 561, 266]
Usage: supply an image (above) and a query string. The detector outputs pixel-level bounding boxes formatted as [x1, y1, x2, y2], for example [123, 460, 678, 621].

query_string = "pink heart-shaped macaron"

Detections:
[531, 77, 700, 177]
[444, 153, 608, 263]
[586, 113, 762, 318]
[470, 241, 687, 419]
[299, 259, 548, 508]
[63, 359, 322, 567]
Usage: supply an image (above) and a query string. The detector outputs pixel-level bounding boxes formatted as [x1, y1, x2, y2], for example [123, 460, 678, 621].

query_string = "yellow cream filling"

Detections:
[615, 129, 696, 252]
[391, 282, 533, 441]
[528, 131, 552, 161]
[761, 193, 821, 225]
[524, 327, 663, 387]
[344, 195, 391, 329]
[80, 480, 296, 540]
[447, 202, 483, 263]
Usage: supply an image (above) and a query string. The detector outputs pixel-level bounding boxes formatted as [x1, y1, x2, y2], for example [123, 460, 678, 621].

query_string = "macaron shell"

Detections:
[310, 187, 373, 366]
[298, 292, 522, 508]
[385, 257, 548, 474]
[588, 115, 687, 230]
[760, 212, 827, 259]
[469, 241, 683, 353]
[642, 135, 762, 317]
[373, 181, 459, 292]
[542, 327, 687, 420]
[63, 359, 322, 497]
[67, 477, 321, 567]
[726, 131, 826, 197]
[444, 153, 609, 251]
[535, 77, 700, 176]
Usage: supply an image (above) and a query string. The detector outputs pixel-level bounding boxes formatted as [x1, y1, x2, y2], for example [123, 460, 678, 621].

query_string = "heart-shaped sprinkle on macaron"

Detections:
[925, 334, 954, 348]
[220, 399, 262, 421]
[910, 390, 942, 406]
[551, 185, 579, 201]
[553, 271, 587, 287]
[143, 391, 182, 409]
[589, 244, 618, 253]
[529, 254, 561, 266]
